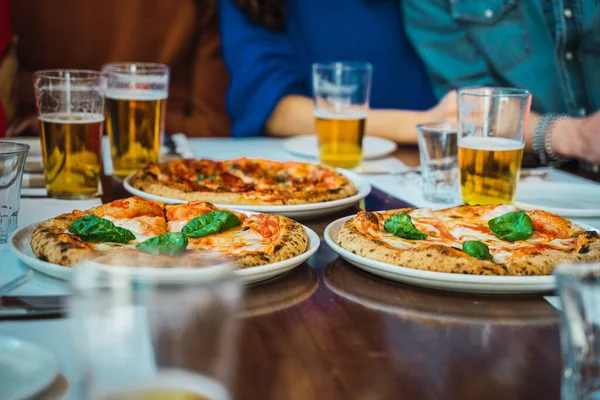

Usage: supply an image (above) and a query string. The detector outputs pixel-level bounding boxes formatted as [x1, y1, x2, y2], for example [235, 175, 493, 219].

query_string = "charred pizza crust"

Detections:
[337, 206, 600, 276]
[129, 159, 358, 205]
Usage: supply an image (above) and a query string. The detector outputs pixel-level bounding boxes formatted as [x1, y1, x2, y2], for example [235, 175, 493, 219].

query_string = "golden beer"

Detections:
[105, 90, 166, 177]
[315, 110, 366, 168]
[103, 388, 209, 400]
[39, 113, 103, 199]
[458, 136, 524, 205]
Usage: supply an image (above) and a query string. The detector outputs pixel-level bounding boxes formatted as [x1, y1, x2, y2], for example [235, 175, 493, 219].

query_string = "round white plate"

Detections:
[515, 181, 600, 217]
[9, 222, 320, 285]
[323, 215, 583, 294]
[0, 334, 58, 400]
[283, 135, 397, 160]
[123, 169, 371, 219]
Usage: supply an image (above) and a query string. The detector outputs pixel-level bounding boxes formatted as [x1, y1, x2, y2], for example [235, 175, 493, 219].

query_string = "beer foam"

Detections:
[106, 89, 168, 101]
[458, 136, 523, 151]
[314, 109, 367, 120]
[39, 112, 104, 123]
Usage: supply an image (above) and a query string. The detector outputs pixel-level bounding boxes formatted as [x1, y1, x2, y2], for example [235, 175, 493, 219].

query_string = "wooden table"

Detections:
[99, 146, 562, 400]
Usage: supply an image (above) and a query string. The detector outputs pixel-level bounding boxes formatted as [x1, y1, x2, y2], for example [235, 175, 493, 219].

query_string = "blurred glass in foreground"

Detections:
[34, 70, 104, 199]
[0, 142, 29, 242]
[457, 87, 531, 205]
[416, 122, 459, 203]
[555, 263, 600, 400]
[312, 62, 372, 169]
[103, 63, 169, 178]
[69, 253, 241, 400]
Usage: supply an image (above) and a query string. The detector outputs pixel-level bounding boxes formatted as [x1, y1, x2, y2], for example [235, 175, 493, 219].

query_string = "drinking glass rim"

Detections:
[102, 62, 170, 75]
[416, 122, 458, 133]
[458, 86, 531, 98]
[554, 262, 600, 281]
[312, 61, 373, 71]
[0, 142, 30, 155]
[33, 69, 103, 81]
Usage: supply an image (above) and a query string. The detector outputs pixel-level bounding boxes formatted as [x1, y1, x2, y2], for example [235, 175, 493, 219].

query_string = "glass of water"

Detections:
[0, 142, 29, 242]
[555, 262, 600, 400]
[416, 123, 459, 203]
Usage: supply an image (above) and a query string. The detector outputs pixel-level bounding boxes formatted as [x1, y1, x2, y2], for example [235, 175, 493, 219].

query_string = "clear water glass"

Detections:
[416, 123, 459, 203]
[0, 142, 29, 242]
[69, 254, 242, 399]
[555, 263, 600, 400]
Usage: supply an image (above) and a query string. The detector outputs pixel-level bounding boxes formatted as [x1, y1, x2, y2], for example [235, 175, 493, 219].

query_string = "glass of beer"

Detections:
[34, 70, 104, 199]
[312, 62, 372, 169]
[103, 63, 169, 177]
[70, 254, 241, 400]
[457, 87, 531, 205]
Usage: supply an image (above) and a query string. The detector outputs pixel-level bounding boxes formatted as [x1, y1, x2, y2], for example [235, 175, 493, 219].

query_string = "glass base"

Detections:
[0, 213, 18, 243]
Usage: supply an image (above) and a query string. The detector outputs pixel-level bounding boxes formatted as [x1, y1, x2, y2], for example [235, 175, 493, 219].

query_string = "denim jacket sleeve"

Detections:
[402, 0, 499, 100]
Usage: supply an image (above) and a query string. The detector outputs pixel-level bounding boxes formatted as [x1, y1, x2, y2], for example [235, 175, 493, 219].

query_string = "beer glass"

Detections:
[555, 263, 600, 400]
[312, 62, 372, 169]
[34, 70, 104, 199]
[103, 63, 169, 177]
[457, 87, 531, 205]
[70, 254, 241, 400]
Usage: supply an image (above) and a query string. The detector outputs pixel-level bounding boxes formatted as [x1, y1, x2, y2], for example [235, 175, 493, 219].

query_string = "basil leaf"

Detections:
[69, 215, 135, 244]
[384, 214, 428, 240]
[181, 210, 241, 238]
[462, 240, 492, 260]
[135, 232, 188, 256]
[488, 211, 533, 242]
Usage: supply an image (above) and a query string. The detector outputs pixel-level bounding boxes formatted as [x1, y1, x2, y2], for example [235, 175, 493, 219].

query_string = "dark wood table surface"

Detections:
[102, 146, 561, 400]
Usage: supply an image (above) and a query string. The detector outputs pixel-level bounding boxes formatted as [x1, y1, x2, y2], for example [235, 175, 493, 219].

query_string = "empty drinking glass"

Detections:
[416, 123, 459, 203]
[0, 142, 29, 242]
[555, 262, 600, 400]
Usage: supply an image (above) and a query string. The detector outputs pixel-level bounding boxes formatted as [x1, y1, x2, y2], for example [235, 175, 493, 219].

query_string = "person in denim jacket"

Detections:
[403, 0, 600, 166]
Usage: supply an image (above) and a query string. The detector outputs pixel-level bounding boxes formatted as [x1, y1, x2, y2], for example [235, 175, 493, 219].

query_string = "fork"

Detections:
[0, 271, 34, 296]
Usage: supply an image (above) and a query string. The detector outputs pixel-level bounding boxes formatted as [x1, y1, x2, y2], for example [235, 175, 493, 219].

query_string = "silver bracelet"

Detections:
[533, 113, 571, 166]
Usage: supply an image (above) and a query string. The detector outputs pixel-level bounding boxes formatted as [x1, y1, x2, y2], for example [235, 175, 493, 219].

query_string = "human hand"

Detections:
[428, 90, 458, 124]
[0, 36, 18, 124]
[552, 111, 600, 164]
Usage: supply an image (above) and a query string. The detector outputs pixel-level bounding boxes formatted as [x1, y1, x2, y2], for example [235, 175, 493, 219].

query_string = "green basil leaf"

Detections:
[384, 214, 428, 240]
[181, 210, 241, 238]
[462, 240, 492, 260]
[68, 215, 135, 244]
[135, 232, 188, 256]
[196, 173, 206, 182]
[488, 211, 533, 242]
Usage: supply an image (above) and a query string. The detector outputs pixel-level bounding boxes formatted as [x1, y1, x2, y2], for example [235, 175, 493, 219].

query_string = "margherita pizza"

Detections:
[129, 158, 358, 205]
[337, 204, 600, 276]
[31, 196, 309, 268]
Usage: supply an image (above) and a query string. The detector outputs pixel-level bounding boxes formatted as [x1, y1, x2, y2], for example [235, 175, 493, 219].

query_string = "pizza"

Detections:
[129, 158, 358, 205]
[336, 204, 600, 276]
[30, 196, 309, 268]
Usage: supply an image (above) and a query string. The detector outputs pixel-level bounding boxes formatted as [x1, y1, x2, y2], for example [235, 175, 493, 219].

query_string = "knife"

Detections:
[0, 295, 67, 319]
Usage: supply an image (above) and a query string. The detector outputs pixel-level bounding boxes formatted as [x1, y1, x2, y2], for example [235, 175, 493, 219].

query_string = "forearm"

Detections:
[266, 95, 434, 143]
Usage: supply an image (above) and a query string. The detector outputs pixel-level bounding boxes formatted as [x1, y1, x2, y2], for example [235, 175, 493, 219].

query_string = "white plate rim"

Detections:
[324, 214, 598, 289]
[515, 181, 600, 217]
[0, 334, 59, 400]
[283, 135, 397, 160]
[9, 219, 320, 285]
[122, 168, 371, 212]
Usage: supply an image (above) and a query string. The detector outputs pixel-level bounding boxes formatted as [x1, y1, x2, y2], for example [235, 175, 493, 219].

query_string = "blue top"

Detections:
[219, 0, 437, 137]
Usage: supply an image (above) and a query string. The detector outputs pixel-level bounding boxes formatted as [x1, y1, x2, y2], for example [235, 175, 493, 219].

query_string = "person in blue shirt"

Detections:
[403, 0, 600, 167]
[219, 0, 457, 142]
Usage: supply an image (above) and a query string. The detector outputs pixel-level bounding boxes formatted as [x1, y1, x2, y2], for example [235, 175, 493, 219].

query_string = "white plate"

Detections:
[283, 135, 397, 160]
[9, 221, 320, 285]
[0, 334, 58, 400]
[323, 215, 584, 294]
[515, 181, 600, 217]
[123, 169, 371, 219]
